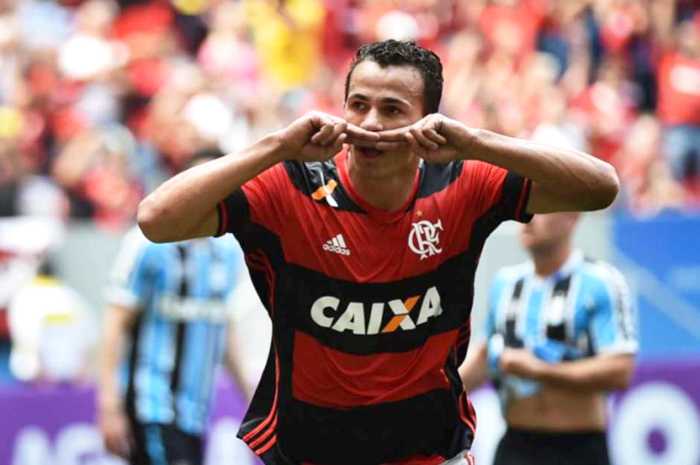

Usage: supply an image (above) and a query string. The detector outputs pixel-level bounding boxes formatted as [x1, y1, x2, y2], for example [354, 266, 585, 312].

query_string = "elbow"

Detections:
[576, 160, 620, 211]
[610, 358, 636, 391]
[137, 195, 171, 243]
[617, 364, 635, 390]
[595, 163, 620, 210]
[610, 372, 633, 392]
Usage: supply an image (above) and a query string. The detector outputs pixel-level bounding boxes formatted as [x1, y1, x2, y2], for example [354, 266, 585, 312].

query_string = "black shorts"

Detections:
[129, 421, 203, 465]
[493, 428, 610, 465]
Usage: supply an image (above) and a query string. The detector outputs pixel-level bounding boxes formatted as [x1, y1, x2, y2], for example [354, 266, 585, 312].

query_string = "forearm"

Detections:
[98, 312, 128, 412]
[138, 132, 286, 243]
[225, 352, 252, 402]
[467, 128, 619, 211]
[225, 327, 252, 401]
[52, 133, 101, 187]
[535, 354, 635, 393]
[459, 342, 488, 392]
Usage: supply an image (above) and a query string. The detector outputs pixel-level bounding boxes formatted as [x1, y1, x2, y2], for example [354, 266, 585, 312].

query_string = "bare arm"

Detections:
[137, 133, 286, 243]
[138, 112, 381, 243]
[536, 353, 636, 392]
[377, 115, 620, 214]
[469, 129, 620, 214]
[459, 341, 489, 393]
[500, 349, 636, 393]
[51, 130, 102, 188]
[97, 304, 138, 457]
[224, 324, 253, 403]
[649, 0, 676, 47]
[98, 305, 136, 412]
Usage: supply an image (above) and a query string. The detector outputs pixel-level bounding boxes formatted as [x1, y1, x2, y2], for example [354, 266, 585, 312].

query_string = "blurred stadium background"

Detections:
[0, 0, 699, 464]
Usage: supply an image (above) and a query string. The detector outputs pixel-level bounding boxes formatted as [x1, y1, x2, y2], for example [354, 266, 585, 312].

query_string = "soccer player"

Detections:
[137, 40, 620, 465]
[98, 150, 250, 465]
[460, 212, 637, 465]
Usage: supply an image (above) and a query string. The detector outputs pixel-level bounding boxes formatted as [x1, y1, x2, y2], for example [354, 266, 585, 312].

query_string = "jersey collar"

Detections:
[335, 148, 421, 224]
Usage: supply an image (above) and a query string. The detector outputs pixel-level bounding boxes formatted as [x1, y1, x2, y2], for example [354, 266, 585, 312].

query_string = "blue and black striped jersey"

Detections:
[483, 249, 638, 406]
[106, 227, 244, 434]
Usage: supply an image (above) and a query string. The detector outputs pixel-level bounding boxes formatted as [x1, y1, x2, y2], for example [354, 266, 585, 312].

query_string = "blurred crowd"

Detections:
[1, 0, 699, 227]
[0, 0, 699, 382]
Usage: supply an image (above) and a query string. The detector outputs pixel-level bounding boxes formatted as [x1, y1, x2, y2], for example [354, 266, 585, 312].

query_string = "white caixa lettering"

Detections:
[309, 287, 443, 335]
[157, 295, 229, 322]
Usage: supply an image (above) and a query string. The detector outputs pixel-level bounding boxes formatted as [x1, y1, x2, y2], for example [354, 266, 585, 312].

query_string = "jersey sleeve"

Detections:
[215, 163, 289, 242]
[589, 264, 639, 355]
[458, 161, 533, 224]
[104, 227, 156, 310]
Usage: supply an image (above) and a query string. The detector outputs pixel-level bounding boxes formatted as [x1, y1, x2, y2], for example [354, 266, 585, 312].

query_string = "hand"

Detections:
[279, 111, 381, 162]
[377, 114, 476, 163]
[499, 348, 548, 380]
[98, 406, 133, 458]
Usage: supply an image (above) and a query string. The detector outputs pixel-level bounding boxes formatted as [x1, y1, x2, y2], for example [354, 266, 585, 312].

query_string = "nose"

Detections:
[360, 108, 383, 132]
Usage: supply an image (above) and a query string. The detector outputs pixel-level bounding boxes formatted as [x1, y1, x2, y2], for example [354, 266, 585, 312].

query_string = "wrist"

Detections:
[461, 126, 482, 160]
[97, 393, 122, 413]
[267, 130, 292, 163]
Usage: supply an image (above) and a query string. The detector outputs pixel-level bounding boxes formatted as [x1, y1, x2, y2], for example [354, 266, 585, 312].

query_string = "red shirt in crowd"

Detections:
[657, 51, 700, 126]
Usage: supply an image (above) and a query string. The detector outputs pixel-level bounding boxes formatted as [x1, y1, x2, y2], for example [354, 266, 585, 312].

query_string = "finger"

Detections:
[311, 123, 334, 144]
[315, 120, 346, 146]
[345, 123, 380, 143]
[410, 127, 439, 151]
[346, 136, 380, 147]
[424, 128, 447, 145]
[332, 132, 347, 153]
[308, 112, 329, 130]
[375, 141, 409, 152]
[323, 122, 347, 146]
[376, 127, 411, 142]
[405, 132, 428, 159]
[118, 436, 131, 458]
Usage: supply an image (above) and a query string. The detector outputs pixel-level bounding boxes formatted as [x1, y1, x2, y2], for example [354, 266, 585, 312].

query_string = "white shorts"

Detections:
[440, 451, 475, 465]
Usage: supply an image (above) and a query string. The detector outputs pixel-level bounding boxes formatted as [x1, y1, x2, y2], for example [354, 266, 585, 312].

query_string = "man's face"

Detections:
[519, 212, 579, 254]
[344, 60, 425, 178]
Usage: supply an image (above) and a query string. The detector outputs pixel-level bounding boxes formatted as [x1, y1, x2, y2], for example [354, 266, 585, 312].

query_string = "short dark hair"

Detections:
[188, 147, 224, 168]
[344, 40, 443, 115]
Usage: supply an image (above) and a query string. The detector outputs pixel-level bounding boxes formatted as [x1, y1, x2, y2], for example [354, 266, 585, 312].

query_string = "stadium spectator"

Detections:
[571, 56, 638, 166]
[613, 114, 687, 213]
[246, 0, 326, 92]
[197, 0, 261, 107]
[460, 212, 638, 465]
[51, 124, 142, 229]
[8, 265, 97, 384]
[1, 0, 699, 220]
[656, 16, 700, 196]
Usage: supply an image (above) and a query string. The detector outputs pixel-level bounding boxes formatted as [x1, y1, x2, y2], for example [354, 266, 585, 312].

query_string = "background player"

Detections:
[97, 149, 250, 465]
[460, 212, 638, 465]
[136, 40, 620, 465]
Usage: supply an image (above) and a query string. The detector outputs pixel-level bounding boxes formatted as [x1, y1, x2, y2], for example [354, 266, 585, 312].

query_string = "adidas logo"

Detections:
[323, 234, 351, 256]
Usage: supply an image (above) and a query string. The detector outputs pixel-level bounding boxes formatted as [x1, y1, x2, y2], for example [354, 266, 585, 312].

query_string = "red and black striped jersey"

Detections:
[216, 150, 532, 465]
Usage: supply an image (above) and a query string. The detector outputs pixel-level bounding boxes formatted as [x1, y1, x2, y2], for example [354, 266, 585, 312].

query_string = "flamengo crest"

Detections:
[408, 219, 443, 260]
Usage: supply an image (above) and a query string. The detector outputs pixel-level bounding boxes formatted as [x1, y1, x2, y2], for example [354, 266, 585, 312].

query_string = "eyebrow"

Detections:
[347, 93, 412, 107]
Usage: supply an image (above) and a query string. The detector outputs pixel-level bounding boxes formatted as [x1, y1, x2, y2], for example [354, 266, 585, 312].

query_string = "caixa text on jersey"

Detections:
[310, 287, 443, 335]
